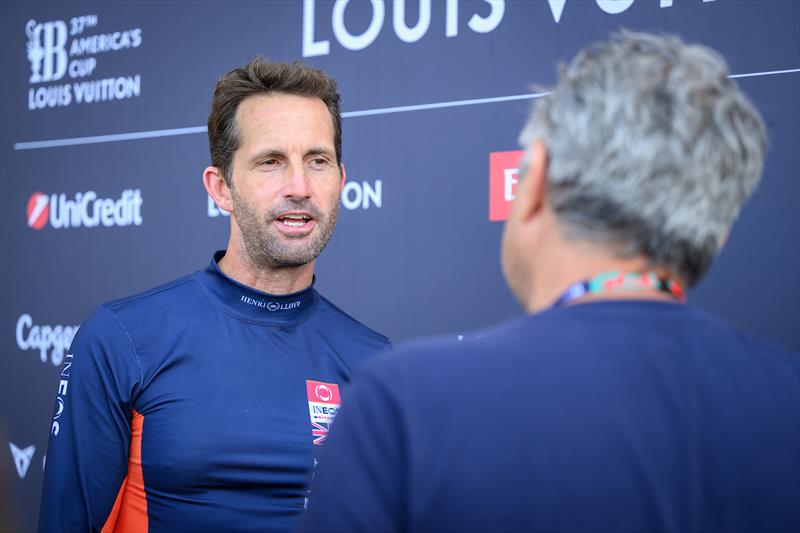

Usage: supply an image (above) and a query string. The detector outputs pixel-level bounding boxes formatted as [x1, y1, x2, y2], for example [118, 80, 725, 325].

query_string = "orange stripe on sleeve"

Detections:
[101, 409, 148, 533]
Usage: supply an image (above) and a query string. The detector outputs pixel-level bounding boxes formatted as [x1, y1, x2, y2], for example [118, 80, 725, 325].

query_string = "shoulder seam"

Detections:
[97, 305, 145, 386]
[104, 275, 196, 310]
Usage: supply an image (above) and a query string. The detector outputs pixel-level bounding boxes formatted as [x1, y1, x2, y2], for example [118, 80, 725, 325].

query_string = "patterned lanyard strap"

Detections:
[552, 271, 686, 308]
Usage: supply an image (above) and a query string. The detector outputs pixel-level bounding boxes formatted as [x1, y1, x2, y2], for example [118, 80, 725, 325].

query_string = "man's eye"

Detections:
[311, 158, 328, 166]
[260, 159, 279, 167]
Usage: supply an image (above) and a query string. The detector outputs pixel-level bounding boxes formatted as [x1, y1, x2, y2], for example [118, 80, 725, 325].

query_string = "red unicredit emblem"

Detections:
[489, 150, 524, 221]
[27, 192, 50, 230]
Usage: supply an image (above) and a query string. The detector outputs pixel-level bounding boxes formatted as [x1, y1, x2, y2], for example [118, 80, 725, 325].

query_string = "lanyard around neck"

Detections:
[551, 271, 686, 309]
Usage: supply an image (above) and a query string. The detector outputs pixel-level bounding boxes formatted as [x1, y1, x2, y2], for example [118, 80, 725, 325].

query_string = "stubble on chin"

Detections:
[232, 189, 340, 270]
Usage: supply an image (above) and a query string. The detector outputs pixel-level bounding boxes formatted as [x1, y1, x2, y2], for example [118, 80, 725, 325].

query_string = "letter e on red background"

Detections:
[489, 150, 524, 221]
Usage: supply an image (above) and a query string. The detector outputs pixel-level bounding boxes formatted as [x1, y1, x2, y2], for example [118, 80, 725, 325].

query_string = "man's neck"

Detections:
[526, 239, 677, 313]
[218, 245, 315, 295]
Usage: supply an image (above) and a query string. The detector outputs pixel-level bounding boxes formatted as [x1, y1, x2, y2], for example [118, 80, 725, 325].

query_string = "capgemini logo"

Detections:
[15, 313, 79, 366]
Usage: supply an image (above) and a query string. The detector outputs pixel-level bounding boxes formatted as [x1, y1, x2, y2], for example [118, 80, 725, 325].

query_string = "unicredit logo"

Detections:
[26, 189, 143, 230]
[27, 191, 50, 229]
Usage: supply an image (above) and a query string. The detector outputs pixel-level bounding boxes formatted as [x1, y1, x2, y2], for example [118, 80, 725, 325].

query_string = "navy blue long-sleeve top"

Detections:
[39, 252, 390, 532]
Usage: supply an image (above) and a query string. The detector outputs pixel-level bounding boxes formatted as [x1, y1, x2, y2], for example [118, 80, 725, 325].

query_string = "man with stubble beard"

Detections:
[39, 58, 390, 533]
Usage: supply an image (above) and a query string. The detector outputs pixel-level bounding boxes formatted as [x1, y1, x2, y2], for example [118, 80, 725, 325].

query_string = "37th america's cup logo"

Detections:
[26, 19, 68, 84]
[26, 20, 46, 83]
[22, 13, 144, 110]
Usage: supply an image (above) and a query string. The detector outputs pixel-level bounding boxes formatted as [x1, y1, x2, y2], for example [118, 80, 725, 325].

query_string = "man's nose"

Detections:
[284, 164, 312, 199]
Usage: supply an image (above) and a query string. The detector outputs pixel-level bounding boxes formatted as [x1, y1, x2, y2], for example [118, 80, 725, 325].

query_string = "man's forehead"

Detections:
[235, 93, 334, 149]
[236, 93, 330, 125]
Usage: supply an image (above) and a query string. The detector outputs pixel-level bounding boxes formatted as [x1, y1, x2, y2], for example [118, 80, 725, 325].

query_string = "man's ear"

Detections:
[517, 139, 549, 222]
[339, 163, 347, 189]
[203, 166, 233, 213]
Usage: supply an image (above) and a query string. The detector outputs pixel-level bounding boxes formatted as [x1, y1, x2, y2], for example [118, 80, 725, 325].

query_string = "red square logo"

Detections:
[489, 150, 524, 221]
[306, 380, 341, 405]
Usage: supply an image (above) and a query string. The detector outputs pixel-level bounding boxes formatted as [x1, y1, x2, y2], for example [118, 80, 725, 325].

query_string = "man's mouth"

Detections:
[273, 212, 318, 236]
[277, 214, 312, 227]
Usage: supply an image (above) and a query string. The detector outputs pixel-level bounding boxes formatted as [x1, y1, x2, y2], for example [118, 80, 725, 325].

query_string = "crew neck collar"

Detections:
[194, 250, 319, 325]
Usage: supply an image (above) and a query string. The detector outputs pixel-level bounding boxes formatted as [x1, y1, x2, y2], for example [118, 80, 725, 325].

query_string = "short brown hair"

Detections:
[207, 57, 342, 186]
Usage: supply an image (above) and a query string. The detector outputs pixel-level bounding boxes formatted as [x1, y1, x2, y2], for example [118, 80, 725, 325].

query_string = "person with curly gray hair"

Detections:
[510, 30, 765, 294]
[301, 32, 800, 533]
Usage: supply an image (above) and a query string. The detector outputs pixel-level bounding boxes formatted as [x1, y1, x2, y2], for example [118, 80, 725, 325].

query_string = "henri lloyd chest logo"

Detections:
[240, 295, 301, 312]
[306, 380, 341, 445]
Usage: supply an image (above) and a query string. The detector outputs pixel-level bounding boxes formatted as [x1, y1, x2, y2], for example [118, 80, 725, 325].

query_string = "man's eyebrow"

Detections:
[305, 147, 335, 158]
[248, 148, 334, 164]
[248, 149, 285, 165]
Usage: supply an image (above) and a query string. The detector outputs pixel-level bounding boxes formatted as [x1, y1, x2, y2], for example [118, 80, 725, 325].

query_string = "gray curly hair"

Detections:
[519, 31, 766, 286]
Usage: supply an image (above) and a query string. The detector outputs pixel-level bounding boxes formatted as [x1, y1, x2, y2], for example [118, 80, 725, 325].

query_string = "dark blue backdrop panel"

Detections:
[1, 1, 798, 530]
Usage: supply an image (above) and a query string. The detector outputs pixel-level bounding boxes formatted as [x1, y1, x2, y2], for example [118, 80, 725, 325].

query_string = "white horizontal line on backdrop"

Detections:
[14, 126, 208, 150]
[12, 67, 800, 151]
[341, 91, 551, 118]
[729, 67, 800, 79]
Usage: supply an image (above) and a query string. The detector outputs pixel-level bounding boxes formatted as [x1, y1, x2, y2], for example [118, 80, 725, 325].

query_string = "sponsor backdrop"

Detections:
[1, 0, 798, 529]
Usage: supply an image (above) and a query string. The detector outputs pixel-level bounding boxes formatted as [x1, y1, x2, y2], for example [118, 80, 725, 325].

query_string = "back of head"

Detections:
[519, 31, 766, 286]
